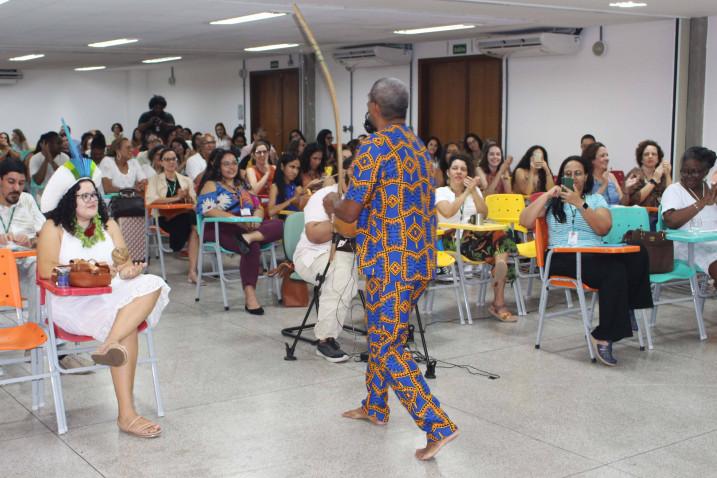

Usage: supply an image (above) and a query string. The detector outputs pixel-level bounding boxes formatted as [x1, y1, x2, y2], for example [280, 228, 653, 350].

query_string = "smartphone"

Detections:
[561, 177, 574, 191]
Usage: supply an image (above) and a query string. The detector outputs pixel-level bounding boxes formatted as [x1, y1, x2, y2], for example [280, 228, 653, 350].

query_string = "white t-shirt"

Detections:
[435, 185, 483, 223]
[29, 152, 69, 198]
[0, 192, 45, 241]
[217, 137, 232, 150]
[293, 185, 337, 268]
[99, 158, 146, 189]
[185, 153, 206, 181]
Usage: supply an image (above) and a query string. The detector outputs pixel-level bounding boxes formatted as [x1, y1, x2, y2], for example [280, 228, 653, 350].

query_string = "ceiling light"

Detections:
[244, 43, 299, 52]
[609, 1, 647, 7]
[210, 12, 286, 25]
[74, 66, 106, 71]
[394, 24, 476, 35]
[142, 56, 182, 64]
[9, 54, 45, 61]
[88, 38, 138, 48]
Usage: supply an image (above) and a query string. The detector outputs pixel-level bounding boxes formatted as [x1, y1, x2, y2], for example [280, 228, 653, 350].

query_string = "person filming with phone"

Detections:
[520, 155, 653, 367]
[512, 145, 555, 196]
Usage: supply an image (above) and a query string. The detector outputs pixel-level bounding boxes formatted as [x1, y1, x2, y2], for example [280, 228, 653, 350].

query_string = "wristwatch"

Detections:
[648, 178, 658, 186]
[582, 202, 589, 210]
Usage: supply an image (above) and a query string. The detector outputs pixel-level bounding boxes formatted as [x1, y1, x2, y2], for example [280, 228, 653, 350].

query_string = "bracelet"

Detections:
[693, 203, 701, 211]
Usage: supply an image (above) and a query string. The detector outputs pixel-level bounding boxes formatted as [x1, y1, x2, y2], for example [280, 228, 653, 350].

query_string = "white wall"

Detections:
[507, 21, 676, 173]
[0, 69, 132, 146]
[704, 16, 717, 150]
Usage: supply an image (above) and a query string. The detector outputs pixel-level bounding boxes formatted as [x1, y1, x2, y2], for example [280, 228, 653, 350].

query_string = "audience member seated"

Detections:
[196, 150, 282, 315]
[464, 132, 483, 167]
[135, 132, 162, 167]
[288, 128, 305, 144]
[111, 123, 124, 142]
[583, 142, 623, 206]
[0, 132, 22, 161]
[287, 138, 306, 159]
[293, 155, 357, 363]
[425, 136, 445, 187]
[580, 133, 596, 153]
[80, 131, 95, 156]
[246, 140, 276, 197]
[623, 140, 671, 208]
[230, 130, 247, 158]
[316, 129, 336, 171]
[0, 158, 45, 320]
[89, 134, 110, 168]
[268, 153, 309, 217]
[215, 122, 232, 150]
[240, 126, 273, 159]
[38, 166, 169, 438]
[520, 155, 653, 366]
[11, 128, 30, 156]
[662, 146, 717, 282]
[29, 131, 69, 201]
[130, 128, 143, 157]
[146, 147, 200, 284]
[299, 142, 332, 192]
[169, 137, 189, 173]
[137, 94, 175, 140]
[512, 145, 555, 196]
[436, 153, 517, 322]
[185, 133, 216, 186]
[102, 138, 147, 194]
[476, 141, 512, 195]
[142, 145, 164, 179]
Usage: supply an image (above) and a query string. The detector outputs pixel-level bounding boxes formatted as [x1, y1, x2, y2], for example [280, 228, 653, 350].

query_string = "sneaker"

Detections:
[590, 336, 617, 367]
[316, 338, 349, 363]
[59, 354, 95, 374]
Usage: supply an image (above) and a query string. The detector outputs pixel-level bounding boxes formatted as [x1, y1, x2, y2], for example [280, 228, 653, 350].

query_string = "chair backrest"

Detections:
[534, 217, 549, 269]
[0, 248, 23, 309]
[612, 169, 625, 188]
[656, 204, 665, 231]
[603, 207, 650, 243]
[485, 194, 526, 224]
[283, 211, 305, 262]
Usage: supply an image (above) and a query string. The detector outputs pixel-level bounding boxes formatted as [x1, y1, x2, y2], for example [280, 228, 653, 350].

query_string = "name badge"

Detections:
[240, 208, 251, 217]
[568, 231, 579, 246]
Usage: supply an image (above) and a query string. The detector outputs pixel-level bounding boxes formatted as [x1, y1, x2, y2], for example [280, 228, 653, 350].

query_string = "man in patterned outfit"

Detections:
[323, 77, 459, 460]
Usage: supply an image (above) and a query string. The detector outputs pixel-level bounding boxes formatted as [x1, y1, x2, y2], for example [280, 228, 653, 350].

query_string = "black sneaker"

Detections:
[591, 336, 617, 367]
[316, 338, 349, 363]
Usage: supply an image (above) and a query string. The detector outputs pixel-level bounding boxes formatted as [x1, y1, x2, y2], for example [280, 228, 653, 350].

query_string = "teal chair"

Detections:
[194, 214, 278, 311]
[282, 212, 306, 283]
[603, 207, 653, 350]
[651, 205, 708, 340]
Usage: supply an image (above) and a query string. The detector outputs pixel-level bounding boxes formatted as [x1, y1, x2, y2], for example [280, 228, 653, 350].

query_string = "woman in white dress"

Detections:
[101, 137, 148, 193]
[38, 160, 170, 438]
[662, 146, 717, 281]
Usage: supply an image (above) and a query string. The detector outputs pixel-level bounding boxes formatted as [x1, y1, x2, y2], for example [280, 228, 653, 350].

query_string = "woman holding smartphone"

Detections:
[512, 145, 555, 195]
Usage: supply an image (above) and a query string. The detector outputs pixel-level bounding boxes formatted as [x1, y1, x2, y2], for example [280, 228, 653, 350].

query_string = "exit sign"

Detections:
[452, 43, 467, 55]
[270, 60, 279, 69]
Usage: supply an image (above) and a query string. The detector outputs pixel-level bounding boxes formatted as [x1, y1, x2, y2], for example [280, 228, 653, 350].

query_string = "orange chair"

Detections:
[0, 249, 52, 412]
[38, 279, 165, 434]
[533, 218, 643, 361]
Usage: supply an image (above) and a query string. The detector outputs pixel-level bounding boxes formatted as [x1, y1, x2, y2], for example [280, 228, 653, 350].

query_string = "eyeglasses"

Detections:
[162, 157, 177, 162]
[221, 161, 239, 167]
[255, 150, 268, 155]
[76, 192, 99, 203]
[562, 171, 585, 178]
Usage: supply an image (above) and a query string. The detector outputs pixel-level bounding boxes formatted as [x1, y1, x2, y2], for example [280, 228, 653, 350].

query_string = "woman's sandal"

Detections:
[488, 304, 517, 323]
[91, 343, 128, 367]
[118, 416, 162, 439]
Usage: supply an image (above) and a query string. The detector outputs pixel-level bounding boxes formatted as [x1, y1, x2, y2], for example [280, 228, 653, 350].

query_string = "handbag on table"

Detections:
[622, 229, 674, 274]
[109, 188, 145, 218]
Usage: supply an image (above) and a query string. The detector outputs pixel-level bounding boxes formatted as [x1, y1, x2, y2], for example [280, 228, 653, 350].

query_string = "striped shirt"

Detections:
[546, 194, 608, 247]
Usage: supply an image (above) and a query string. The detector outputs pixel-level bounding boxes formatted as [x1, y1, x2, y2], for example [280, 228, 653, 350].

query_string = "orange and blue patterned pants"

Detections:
[361, 277, 458, 442]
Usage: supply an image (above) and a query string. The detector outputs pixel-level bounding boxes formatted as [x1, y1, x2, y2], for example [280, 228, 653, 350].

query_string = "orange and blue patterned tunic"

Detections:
[345, 123, 436, 283]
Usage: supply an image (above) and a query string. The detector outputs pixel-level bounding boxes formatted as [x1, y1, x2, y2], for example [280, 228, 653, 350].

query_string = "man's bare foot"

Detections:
[341, 407, 386, 426]
[415, 429, 460, 461]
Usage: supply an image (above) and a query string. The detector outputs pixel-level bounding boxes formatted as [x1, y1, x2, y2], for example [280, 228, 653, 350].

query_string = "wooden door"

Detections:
[250, 69, 299, 153]
[418, 56, 502, 146]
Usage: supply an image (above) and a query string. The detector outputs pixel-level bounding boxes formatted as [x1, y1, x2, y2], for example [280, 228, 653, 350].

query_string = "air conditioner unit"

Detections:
[0, 69, 23, 85]
[475, 33, 580, 58]
[333, 45, 411, 69]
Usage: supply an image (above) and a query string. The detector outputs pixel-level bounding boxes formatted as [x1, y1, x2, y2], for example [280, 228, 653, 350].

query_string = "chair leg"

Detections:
[565, 289, 574, 308]
[45, 326, 67, 434]
[216, 247, 229, 311]
[535, 283, 549, 349]
[650, 284, 661, 327]
[144, 328, 165, 417]
[456, 258, 473, 324]
[271, 245, 281, 302]
[526, 258, 536, 297]
[641, 309, 654, 350]
[634, 309, 645, 351]
[155, 222, 166, 281]
[195, 238, 205, 303]
[451, 264, 466, 325]
[689, 274, 708, 340]
[512, 275, 526, 317]
[576, 289, 596, 362]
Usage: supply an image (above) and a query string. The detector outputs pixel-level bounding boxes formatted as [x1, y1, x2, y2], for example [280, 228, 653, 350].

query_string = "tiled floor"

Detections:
[2, 257, 716, 477]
